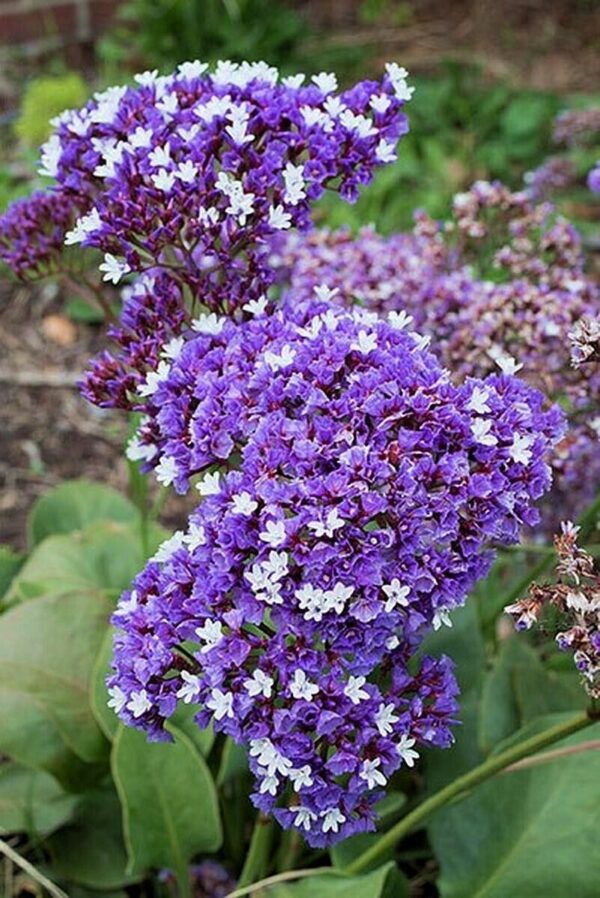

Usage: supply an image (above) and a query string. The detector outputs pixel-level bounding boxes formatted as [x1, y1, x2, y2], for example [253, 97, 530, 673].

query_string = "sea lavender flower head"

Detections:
[108, 301, 563, 846]
[1, 60, 413, 308]
[505, 521, 600, 699]
[588, 162, 600, 195]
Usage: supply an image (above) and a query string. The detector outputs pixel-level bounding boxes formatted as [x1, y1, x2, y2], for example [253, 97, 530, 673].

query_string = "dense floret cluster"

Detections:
[506, 521, 600, 699]
[107, 301, 563, 845]
[273, 182, 600, 526]
[1, 60, 412, 315]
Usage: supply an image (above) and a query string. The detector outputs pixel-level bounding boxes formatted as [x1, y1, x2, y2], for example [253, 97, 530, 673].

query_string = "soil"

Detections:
[0, 279, 191, 551]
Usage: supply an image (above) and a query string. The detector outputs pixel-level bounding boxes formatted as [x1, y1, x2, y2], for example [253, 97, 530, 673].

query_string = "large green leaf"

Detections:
[430, 715, 600, 898]
[329, 794, 407, 872]
[0, 590, 111, 785]
[0, 545, 24, 600]
[422, 603, 487, 788]
[264, 862, 402, 897]
[90, 627, 120, 741]
[111, 724, 222, 877]
[47, 783, 140, 890]
[0, 763, 77, 836]
[28, 480, 138, 546]
[5, 520, 164, 606]
[479, 638, 585, 752]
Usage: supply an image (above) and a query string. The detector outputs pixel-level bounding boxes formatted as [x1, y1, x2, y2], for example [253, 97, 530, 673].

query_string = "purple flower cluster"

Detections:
[107, 301, 563, 845]
[272, 182, 600, 527]
[588, 162, 600, 195]
[1, 60, 412, 314]
[0, 190, 84, 278]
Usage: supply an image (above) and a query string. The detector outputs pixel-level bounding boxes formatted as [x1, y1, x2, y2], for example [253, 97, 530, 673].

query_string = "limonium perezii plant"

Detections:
[0, 60, 565, 848]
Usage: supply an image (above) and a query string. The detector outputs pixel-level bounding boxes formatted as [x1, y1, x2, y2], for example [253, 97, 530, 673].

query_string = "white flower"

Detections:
[178, 60, 209, 79]
[183, 523, 206, 552]
[566, 591, 591, 613]
[117, 589, 138, 615]
[38, 135, 62, 177]
[468, 386, 491, 414]
[107, 685, 127, 714]
[340, 109, 377, 138]
[177, 671, 201, 704]
[268, 204, 292, 230]
[243, 295, 268, 316]
[206, 688, 234, 720]
[157, 92, 178, 118]
[324, 96, 345, 117]
[149, 144, 172, 168]
[292, 805, 316, 831]
[99, 253, 130, 284]
[64, 208, 102, 245]
[308, 508, 345, 539]
[509, 433, 534, 465]
[259, 774, 279, 796]
[129, 126, 153, 148]
[192, 312, 225, 335]
[160, 336, 185, 362]
[155, 455, 179, 487]
[289, 669, 319, 701]
[264, 345, 296, 371]
[386, 635, 400, 650]
[471, 417, 498, 447]
[360, 758, 387, 790]
[387, 309, 413, 330]
[197, 471, 221, 496]
[433, 608, 453, 630]
[226, 117, 254, 145]
[134, 69, 159, 87]
[311, 72, 338, 94]
[178, 124, 200, 142]
[152, 530, 185, 563]
[385, 62, 415, 101]
[370, 94, 391, 113]
[282, 73, 305, 89]
[175, 160, 198, 183]
[351, 330, 378, 354]
[321, 807, 346, 834]
[375, 702, 399, 736]
[244, 669, 274, 699]
[396, 734, 419, 767]
[195, 620, 224, 653]
[324, 582, 354, 614]
[314, 284, 339, 302]
[259, 520, 286, 547]
[139, 359, 171, 397]
[126, 435, 156, 463]
[231, 492, 259, 516]
[382, 579, 410, 612]
[344, 675, 369, 705]
[127, 689, 152, 718]
[151, 168, 176, 192]
[289, 765, 314, 791]
[489, 348, 523, 375]
[302, 107, 333, 131]
[282, 162, 306, 206]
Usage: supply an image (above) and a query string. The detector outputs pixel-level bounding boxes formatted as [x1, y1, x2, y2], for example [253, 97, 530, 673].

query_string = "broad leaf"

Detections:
[90, 628, 120, 741]
[0, 590, 111, 785]
[28, 480, 138, 546]
[329, 794, 407, 871]
[0, 763, 77, 836]
[5, 521, 164, 606]
[111, 724, 222, 877]
[431, 715, 600, 898]
[264, 862, 403, 897]
[47, 783, 140, 890]
[0, 545, 24, 600]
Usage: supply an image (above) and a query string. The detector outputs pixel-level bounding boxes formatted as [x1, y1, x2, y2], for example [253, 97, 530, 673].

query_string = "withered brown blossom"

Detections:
[505, 521, 600, 699]
[570, 316, 600, 369]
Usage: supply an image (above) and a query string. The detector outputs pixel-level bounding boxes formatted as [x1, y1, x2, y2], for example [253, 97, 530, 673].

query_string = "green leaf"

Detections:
[263, 862, 403, 897]
[47, 783, 140, 890]
[430, 715, 600, 898]
[90, 627, 120, 741]
[423, 603, 487, 788]
[0, 590, 111, 786]
[0, 545, 25, 600]
[329, 793, 407, 871]
[64, 298, 105, 324]
[28, 480, 138, 546]
[0, 763, 77, 836]
[5, 520, 165, 607]
[111, 724, 222, 878]
[168, 703, 215, 757]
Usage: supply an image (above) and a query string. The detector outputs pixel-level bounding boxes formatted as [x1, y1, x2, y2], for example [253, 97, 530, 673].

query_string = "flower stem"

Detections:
[237, 813, 275, 889]
[344, 711, 593, 876]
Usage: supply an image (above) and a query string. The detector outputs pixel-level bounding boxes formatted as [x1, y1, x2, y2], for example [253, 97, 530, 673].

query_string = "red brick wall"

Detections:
[0, 0, 119, 53]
